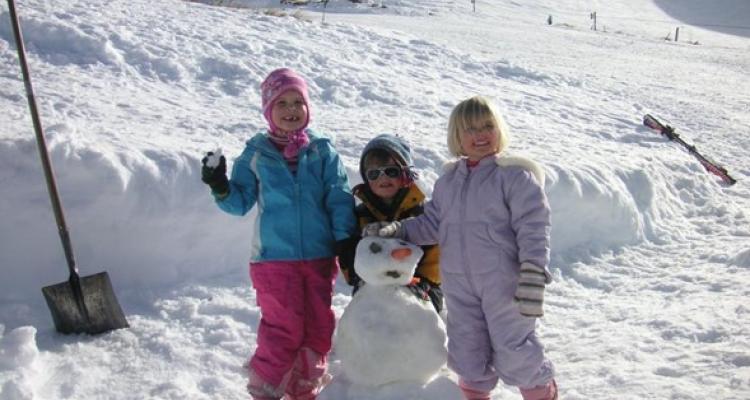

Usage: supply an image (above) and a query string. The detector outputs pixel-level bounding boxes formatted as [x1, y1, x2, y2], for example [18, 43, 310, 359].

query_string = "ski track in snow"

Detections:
[1, 0, 749, 399]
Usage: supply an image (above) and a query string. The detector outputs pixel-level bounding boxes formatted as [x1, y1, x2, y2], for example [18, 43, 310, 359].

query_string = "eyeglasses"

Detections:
[463, 123, 495, 135]
[366, 166, 402, 181]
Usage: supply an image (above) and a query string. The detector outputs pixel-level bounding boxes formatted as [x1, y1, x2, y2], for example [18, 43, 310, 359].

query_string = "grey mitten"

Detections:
[362, 221, 389, 237]
[377, 221, 405, 239]
[514, 262, 551, 317]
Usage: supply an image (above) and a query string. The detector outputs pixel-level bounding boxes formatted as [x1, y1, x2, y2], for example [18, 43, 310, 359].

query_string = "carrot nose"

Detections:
[391, 248, 412, 261]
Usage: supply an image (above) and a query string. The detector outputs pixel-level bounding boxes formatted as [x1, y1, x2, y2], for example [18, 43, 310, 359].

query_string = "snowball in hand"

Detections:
[205, 148, 222, 168]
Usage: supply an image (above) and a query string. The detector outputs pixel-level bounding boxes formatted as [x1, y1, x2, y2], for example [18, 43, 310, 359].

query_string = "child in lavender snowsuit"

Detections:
[201, 68, 356, 400]
[370, 96, 557, 400]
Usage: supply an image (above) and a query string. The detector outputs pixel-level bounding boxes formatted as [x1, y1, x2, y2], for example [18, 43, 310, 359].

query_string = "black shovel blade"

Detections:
[42, 271, 129, 335]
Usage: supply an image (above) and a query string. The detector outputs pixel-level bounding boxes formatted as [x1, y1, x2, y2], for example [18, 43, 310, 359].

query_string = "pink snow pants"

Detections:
[248, 258, 337, 394]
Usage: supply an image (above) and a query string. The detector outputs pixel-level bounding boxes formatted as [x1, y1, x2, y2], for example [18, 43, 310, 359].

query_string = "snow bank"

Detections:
[545, 164, 642, 257]
[0, 135, 254, 300]
[0, 132, 662, 300]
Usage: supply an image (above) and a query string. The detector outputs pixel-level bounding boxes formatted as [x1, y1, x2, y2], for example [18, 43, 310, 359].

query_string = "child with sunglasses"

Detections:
[200, 68, 356, 400]
[368, 96, 557, 400]
[337, 134, 443, 313]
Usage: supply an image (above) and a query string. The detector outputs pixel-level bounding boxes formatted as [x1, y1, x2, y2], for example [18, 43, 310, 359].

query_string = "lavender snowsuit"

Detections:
[403, 154, 554, 391]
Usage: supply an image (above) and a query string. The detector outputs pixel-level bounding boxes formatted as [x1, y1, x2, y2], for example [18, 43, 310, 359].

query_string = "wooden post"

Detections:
[590, 11, 597, 31]
[675, 27, 680, 42]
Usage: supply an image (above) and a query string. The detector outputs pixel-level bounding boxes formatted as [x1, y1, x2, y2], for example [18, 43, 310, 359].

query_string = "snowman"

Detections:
[334, 236, 457, 395]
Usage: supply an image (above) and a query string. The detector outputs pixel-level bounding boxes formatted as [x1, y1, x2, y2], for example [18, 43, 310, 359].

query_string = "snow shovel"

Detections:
[7, 0, 129, 335]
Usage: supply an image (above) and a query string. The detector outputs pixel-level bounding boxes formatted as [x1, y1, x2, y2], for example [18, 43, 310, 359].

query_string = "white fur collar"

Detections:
[442, 154, 545, 188]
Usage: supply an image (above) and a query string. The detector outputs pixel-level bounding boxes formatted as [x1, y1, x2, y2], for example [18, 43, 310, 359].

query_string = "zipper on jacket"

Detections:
[295, 182, 303, 260]
[294, 148, 305, 260]
[275, 139, 304, 260]
[264, 140, 304, 260]
[459, 166, 478, 292]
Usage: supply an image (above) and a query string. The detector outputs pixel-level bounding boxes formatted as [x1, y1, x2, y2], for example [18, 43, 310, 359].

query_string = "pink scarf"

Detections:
[268, 129, 309, 160]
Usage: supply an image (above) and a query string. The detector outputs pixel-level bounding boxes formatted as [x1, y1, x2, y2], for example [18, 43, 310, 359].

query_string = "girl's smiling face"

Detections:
[459, 118, 499, 161]
[271, 90, 308, 135]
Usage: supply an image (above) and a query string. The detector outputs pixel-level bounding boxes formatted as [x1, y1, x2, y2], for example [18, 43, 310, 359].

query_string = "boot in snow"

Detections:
[247, 366, 287, 400]
[459, 380, 491, 400]
[520, 379, 558, 400]
[284, 347, 332, 400]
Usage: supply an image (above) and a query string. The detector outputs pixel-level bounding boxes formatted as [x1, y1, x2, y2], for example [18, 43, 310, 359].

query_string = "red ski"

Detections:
[643, 114, 737, 186]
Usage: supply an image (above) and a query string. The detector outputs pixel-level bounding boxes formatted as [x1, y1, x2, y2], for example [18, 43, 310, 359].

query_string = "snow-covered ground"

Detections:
[0, 0, 748, 398]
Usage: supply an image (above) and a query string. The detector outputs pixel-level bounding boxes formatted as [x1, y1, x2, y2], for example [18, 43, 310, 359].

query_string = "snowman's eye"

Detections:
[369, 242, 382, 254]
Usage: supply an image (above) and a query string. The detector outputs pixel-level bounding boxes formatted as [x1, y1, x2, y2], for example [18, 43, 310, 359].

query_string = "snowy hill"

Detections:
[1, 0, 749, 399]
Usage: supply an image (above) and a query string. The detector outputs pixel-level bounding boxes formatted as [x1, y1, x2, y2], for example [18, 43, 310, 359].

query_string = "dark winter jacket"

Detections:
[338, 183, 441, 287]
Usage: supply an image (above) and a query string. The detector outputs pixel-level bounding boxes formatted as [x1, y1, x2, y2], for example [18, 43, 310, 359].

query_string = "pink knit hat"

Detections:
[261, 68, 311, 134]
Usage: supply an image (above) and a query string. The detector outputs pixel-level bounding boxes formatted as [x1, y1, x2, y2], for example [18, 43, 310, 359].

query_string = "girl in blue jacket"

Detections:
[201, 68, 356, 400]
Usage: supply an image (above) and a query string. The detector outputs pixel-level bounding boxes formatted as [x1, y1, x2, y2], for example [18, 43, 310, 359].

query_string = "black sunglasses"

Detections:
[366, 166, 402, 181]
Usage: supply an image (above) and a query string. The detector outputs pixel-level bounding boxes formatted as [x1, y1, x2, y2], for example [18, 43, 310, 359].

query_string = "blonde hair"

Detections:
[447, 96, 510, 157]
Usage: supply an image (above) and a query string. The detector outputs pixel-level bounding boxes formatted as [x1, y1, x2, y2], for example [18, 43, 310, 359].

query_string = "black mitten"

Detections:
[406, 279, 430, 301]
[350, 276, 365, 296]
[201, 152, 229, 196]
[335, 237, 358, 272]
[407, 279, 443, 313]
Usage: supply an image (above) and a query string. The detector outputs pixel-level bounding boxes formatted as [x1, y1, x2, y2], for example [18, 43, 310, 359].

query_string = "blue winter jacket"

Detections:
[214, 129, 356, 262]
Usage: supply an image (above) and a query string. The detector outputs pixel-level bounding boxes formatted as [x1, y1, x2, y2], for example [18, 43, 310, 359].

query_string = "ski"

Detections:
[643, 114, 737, 186]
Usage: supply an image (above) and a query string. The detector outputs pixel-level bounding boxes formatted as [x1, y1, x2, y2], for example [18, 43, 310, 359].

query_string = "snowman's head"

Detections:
[354, 236, 424, 286]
